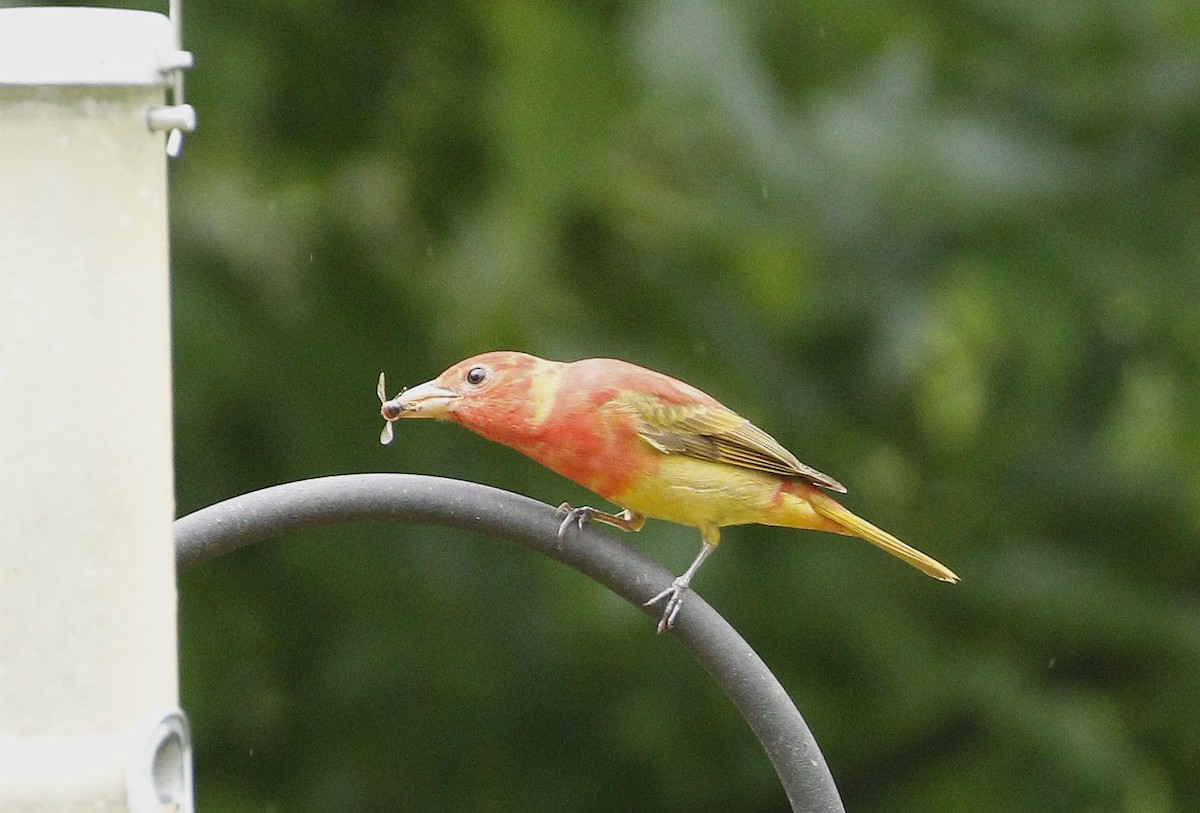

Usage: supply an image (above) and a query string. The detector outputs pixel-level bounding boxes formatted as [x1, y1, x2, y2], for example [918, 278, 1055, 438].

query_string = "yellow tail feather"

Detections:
[808, 491, 960, 583]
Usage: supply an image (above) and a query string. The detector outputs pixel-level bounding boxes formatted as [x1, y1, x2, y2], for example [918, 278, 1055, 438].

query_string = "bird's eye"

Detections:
[466, 366, 489, 386]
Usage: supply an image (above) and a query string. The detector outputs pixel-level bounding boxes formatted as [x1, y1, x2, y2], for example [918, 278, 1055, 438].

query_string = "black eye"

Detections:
[466, 366, 489, 386]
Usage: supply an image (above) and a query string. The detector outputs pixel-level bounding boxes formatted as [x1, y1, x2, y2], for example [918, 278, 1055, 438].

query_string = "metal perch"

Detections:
[175, 473, 845, 812]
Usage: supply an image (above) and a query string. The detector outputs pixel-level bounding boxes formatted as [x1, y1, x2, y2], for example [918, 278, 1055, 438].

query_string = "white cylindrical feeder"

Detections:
[0, 7, 194, 812]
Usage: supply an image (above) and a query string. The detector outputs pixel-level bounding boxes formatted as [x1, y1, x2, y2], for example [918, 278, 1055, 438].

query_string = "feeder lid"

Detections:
[0, 8, 180, 86]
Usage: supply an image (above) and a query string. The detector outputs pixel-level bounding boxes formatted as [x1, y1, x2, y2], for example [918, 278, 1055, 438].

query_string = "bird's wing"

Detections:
[615, 392, 847, 492]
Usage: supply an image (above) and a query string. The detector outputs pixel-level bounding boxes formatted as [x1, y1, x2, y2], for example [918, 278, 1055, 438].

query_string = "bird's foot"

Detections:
[555, 503, 594, 548]
[554, 504, 644, 548]
[644, 578, 690, 634]
[642, 541, 715, 634]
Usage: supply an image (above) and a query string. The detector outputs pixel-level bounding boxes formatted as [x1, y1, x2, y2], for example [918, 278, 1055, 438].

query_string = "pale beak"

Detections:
[382, 379, 459, 420]
[378, 372, 460, 445]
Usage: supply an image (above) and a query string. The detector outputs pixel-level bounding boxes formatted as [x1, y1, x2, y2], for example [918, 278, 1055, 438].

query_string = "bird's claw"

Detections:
[555, 502, 593, 548]
[644, 580, 689, 634]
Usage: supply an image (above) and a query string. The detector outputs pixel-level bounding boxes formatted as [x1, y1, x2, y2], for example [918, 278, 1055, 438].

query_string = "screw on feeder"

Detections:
[146, 0, 195, 157]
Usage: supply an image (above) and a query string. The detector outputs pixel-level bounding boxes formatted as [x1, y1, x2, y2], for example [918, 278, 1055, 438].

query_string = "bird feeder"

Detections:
[0, 4, 194, 811]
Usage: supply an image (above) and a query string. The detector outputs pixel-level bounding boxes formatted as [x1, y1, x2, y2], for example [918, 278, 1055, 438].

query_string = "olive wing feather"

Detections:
[616, 392, 847, 492]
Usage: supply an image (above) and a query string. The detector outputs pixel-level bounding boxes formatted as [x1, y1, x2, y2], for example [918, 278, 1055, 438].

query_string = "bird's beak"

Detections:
[381, 379, 459, 420]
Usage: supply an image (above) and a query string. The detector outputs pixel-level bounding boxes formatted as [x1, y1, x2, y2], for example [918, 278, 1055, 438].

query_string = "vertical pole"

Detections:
[0, 8, 192, 812]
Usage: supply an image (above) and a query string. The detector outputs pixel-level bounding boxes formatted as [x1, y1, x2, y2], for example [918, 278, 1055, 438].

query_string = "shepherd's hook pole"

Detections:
[175, 474, 845, 812]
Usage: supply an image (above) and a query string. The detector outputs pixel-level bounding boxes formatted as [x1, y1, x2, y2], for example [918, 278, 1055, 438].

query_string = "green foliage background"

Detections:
[98, 0, 1200, 809]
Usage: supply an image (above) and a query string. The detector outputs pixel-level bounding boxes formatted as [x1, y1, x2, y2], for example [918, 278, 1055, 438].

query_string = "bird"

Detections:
[377, 351, 959, 633]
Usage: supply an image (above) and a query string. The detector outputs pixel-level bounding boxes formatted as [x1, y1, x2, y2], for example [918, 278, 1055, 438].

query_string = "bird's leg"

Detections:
[644, 527, 720, 634]
[555, 503, 644, 547]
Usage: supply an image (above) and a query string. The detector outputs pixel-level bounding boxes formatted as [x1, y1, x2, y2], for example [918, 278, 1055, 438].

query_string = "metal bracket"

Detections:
[146, 0, 195, 157]
[125, 710, 194, 813]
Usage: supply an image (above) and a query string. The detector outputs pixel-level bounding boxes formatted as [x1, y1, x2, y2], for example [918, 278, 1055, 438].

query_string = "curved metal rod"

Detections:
[175, 473, 845, 812]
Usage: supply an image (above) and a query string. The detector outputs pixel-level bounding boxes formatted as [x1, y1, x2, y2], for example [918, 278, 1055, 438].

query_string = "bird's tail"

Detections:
[807, 489, 960, 583]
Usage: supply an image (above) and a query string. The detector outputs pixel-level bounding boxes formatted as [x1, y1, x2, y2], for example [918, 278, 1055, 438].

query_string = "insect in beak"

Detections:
[377, 371, 407, 445]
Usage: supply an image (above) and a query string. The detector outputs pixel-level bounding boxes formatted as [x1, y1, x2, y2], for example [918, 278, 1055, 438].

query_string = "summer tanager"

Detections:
[378, 351, 958, 632]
